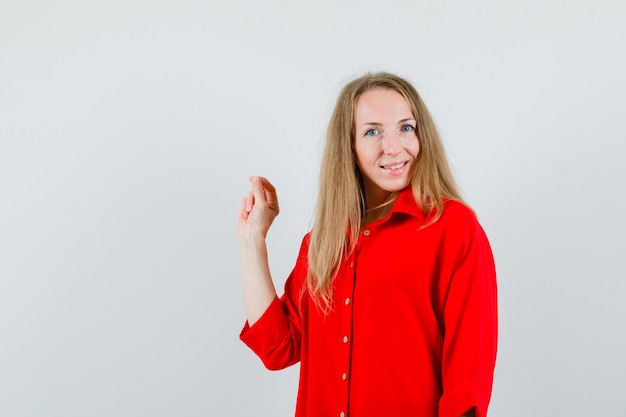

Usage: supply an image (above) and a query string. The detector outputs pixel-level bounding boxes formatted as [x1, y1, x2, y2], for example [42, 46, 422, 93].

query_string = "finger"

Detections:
[264, 187, 280, 213]
[254, 177, 278, 209]
[265, 191, 279, 213]
[245, 190, 254, 213]
[257, 176, 276, 193]
[249, 176, 267, 206]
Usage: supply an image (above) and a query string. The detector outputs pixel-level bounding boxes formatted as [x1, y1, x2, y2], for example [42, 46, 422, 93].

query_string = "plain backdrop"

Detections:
[1, 0, 625, 416]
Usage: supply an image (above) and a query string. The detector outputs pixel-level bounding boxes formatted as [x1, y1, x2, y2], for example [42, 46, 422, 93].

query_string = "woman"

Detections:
[237, 72, 497, 417]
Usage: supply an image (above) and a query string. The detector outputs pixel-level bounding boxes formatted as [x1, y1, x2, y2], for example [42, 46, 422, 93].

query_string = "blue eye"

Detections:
[365, 129, 379, 137]
[401, 124, 415, 132]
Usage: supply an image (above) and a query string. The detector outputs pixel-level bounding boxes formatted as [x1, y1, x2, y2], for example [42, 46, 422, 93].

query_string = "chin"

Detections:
[381, 179, 411, 193]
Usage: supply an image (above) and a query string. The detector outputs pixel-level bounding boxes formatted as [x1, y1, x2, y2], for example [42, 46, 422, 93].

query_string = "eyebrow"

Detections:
[359, 118, 416, 128]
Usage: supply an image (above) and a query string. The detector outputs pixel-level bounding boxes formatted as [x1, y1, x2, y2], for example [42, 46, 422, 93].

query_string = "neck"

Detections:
[361, 193, 396, 227]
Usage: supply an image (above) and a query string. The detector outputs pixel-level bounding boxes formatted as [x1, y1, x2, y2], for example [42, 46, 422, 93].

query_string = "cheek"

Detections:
[353, 146, 363, 167]
[354, 142, 372, 166]
[410, 138, 420, 157]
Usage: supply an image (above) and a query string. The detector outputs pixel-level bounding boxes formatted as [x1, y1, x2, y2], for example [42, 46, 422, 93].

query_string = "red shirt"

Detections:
[240, 187, 498, 417]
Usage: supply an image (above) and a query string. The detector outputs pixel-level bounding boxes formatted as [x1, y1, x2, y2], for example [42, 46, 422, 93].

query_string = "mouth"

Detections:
[381, 161, 408, 170]
[380, 161, 409, 176]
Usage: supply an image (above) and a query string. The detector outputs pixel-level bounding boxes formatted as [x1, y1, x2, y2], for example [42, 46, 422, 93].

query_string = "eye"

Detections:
[401, 124, 415, 132]
[364, 128, 379, 137]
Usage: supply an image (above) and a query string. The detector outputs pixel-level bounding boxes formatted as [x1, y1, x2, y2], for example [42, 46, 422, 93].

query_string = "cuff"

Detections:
[439, 381, 485, 417]
[239, 296, 287, 358]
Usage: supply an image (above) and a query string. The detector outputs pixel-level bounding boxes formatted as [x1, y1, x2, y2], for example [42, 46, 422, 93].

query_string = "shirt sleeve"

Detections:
[438, 209, 498, 417]
[239, 234, 310, 371]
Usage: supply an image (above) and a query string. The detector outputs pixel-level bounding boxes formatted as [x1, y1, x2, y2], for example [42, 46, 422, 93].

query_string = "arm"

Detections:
[439, 213, 498, 417]
[238, 177, 304, 370]
[237, 176, 280, 325]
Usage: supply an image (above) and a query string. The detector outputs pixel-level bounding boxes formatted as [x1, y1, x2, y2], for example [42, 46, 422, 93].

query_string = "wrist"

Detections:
[238, 231, 267, 250]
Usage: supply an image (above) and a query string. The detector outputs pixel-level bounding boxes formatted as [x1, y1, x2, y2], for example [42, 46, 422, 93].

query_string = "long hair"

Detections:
[307, 72, 465, 312]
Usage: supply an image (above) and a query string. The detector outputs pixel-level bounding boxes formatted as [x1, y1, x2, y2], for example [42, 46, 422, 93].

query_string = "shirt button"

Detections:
[340, 412, 345, 417]
[342, 373, 347, 381]
[363, 229, 370, 236]
[344, 298, 350, 305]
[343, 335, 349, 343]
[349, 261, 354, 268]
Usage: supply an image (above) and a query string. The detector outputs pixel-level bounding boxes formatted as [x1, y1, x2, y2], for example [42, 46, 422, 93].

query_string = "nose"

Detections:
[382, 131, 402, 155]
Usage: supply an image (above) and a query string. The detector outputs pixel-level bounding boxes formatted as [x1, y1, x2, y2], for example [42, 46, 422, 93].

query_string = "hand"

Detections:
[237, 176, 280, 240]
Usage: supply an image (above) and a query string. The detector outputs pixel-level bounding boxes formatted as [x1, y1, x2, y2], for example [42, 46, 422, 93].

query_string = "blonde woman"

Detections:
[237, 72, 497, 417]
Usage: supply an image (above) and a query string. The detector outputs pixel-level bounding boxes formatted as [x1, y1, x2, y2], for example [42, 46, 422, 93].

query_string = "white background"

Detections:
[1, 0, 625, 416]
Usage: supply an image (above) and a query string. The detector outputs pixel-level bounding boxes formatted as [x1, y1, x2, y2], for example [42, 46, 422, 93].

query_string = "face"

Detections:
[353, 88, 420, 207]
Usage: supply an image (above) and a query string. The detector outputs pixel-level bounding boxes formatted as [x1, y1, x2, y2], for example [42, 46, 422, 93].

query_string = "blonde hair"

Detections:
[308, 72, 465, 312]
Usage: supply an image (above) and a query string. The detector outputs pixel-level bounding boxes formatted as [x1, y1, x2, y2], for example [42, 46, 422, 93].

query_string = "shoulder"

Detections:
[295, 231, 313, 262]
[300, 231, 312, 249]
[437, 199, 490, 246]
[440, 199, 478, 225]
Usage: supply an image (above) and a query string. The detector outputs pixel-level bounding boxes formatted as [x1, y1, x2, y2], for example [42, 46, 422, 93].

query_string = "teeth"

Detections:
[384, 162, 405, 170]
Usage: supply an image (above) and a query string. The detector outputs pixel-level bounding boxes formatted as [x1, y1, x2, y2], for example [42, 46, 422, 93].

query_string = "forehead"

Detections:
[354, 88, 412, 121]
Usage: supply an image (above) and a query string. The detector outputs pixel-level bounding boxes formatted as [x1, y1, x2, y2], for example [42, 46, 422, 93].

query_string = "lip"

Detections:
[380, 161, 409, 176]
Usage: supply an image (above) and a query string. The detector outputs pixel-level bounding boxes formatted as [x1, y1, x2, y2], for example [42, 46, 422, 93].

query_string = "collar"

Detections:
[388, 186, 428, 221]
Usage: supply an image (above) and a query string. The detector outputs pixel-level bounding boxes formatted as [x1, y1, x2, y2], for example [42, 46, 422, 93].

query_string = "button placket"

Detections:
[339, 254, 356, 417]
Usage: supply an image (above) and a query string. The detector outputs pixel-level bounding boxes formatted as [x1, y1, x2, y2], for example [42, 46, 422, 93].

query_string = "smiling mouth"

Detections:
[381, 161, 408, 170]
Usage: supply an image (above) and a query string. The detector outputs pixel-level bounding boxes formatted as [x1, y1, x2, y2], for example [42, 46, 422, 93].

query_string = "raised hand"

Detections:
[237, 176, 280, 324]
[237, 176, 280, 240]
